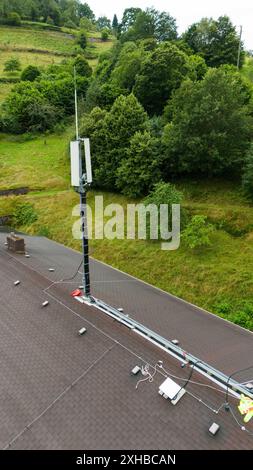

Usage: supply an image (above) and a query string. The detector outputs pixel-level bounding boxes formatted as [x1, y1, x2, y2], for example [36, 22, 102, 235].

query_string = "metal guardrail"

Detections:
[92, 297, 253, 400]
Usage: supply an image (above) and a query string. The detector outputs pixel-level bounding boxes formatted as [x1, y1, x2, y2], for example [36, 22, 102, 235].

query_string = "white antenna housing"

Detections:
[70, 140, 81, 187]
[83, 138, 92, 184]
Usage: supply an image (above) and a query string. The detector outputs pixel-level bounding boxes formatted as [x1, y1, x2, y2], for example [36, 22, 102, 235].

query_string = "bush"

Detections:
[73, 55, 92, 78]
[80, 17, 95, 32]
[46, 16, 54, 25]
[77, 32, 87, 50]
[37, 226, 51, 237]
[6, 12, 21, 26]
[2, 82, 61, 133]
[242, 145, 253, 199]
[116, 131, 161, 198]
[213, 301, 232, 315]
[13, 203, 38, 226]
[4, 57, 21, 72]
[21, 65, 41, 82]
[233, 311, 253, 330]
[64, 20, 77, 29]
[143, 183, 187, 230]
[182, 215, 214, 249]
[101, 29, 109, 41]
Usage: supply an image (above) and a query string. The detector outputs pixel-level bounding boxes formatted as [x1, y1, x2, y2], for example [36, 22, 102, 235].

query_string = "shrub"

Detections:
[182, 215, 214, 249]
[80, 17, 95, 32]
[73, 55, 92, 78]
[37, 226, 51, 237]
[116, 131, 161, 198]
[13, 203, 38, 226]
[2, 82, 61, 133]
[6, 12, 21, 26]
[64, 20, 77, 29]
[101, 29, 109, 41]
[4, 57, 21, 72]
[233, 311, 253, 330]
[143, 182, 187, 235]
[242, 145, 253, 199]
[77, 32, 87, 50]
[213, 301, 232, 315]
[21, 65, 41, 82]
[46, 16, 54, 25]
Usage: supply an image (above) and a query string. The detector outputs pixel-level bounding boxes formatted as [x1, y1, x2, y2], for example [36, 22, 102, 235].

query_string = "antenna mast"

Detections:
[74, 66, 79, 140]
[72, 67, 91, 299]
[237, 25, 243, 70]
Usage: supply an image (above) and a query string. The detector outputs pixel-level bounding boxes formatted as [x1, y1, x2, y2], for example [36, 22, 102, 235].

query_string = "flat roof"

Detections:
[0, 231, 252, 449]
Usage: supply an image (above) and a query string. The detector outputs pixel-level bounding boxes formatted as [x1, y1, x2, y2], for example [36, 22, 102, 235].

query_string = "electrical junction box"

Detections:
[131, 366, 141, 375]
[158, 377, 186, 405]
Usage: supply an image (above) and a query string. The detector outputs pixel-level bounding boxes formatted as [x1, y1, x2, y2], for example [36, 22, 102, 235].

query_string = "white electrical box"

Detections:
[70, 140, 81, 187]
[83, 138, 92, 184]
[158, 377, 186, 405]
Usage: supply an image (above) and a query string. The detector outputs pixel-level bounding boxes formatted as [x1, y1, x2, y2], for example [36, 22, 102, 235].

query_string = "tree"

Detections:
[40, 0, 61, 26]
[97, 16, 111, 31]
[1, 82, 61, 133]
[162, 67, 252, 177]
[86, 94, 149, 190]
[78, 2, 95, 21]
[4, 57, 21, 72]
[188, 54, 208, 80]
[133, 42, 191, 115]
[116, 131, 161, 197]
[182, 215, 214, 249]
[120, 8, 177, 43]
[77, 31, 87, 50]
[101, 28, 109, 42]
[183, 16, 244, 68]
[73, 55, 92, 77]
[149, 8, 177, 42]
[61, 0, 79, 26]
[110, 42, 146, 91]
[120, 7, 142, 33]
[21, 65, 41, 82]
[112, 14, 118, 34]
[80, 16, 95, 31]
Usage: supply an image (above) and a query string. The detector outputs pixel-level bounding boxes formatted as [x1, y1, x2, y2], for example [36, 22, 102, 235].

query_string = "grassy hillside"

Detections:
[0, 24, 114, 102]
[0, 26, 75, 54]
[0, 132, 253, 329]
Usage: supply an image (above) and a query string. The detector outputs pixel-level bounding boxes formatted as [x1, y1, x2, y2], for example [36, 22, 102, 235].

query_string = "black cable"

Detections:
[224, 364, 253, 435]
[172, 359, 203, 401]
[225, 365, 253, 405]
[61, 258, 83, 282]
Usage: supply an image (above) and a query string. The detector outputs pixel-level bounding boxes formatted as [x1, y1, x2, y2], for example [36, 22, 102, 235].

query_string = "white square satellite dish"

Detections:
[70, 140, 81, 186]
[83, 138, 92, 184]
